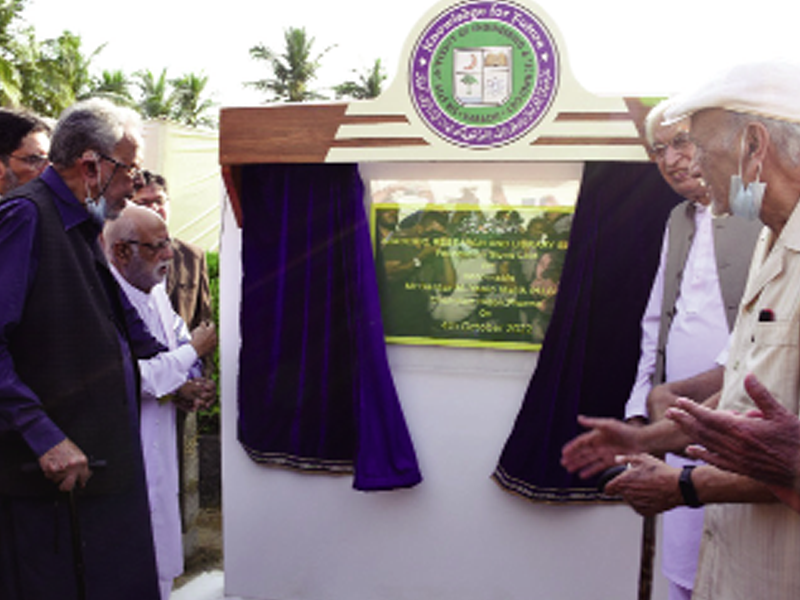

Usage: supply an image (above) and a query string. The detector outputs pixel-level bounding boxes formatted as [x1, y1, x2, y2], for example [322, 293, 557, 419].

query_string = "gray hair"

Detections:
[50, 98, 142, 167]
[723, 111, 800, 169]
[644, 98, 687, 148]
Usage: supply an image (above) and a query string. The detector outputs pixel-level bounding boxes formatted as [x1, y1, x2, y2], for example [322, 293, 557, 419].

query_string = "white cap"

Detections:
[664, 61, 800, 125]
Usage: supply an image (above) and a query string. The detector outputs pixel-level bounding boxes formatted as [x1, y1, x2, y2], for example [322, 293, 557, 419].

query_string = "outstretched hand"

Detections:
[666, 374, 800, 490]
[561, 415, 644, 479]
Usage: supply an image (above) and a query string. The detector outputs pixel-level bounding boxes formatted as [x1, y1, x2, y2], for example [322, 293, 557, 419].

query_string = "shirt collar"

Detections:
[779, 199, 800, 252]
[40, 166, 96, 234]
[109, 262, 154, 308]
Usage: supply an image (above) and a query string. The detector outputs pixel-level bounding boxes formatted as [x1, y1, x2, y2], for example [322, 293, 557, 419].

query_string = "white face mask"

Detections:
[729, 135, 765, 221]
[84, 157, 120, 225]
[85, 193, 112, 226]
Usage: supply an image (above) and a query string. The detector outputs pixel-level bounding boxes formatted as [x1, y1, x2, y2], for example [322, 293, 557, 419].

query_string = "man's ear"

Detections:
[745, 122, 770, 162]
[741, 122, 770, 181]
[79, 151, 101, 187]
[112, 240, 132, 265]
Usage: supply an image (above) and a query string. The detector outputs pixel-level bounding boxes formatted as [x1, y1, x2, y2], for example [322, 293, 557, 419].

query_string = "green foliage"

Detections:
[134, 68, 173, 119]
[90, 69, 136, 107]
[0, 0, 24, 43]
[25, 31, 103, 116]
[169, 72, 216, 128]
[94, 67, 218, 128]
[461, 73, 478, 94]
[246, 26, 334, 103]
[198, 251, 221, 435]
[333, 58, 387, 100]
[0, 0, 26, 105]
[0, 5, 216, 128]
[640, 97, 668, 107]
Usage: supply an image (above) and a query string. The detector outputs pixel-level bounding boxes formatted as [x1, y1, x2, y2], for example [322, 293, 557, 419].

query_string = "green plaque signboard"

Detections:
[374, 204, 572, 350]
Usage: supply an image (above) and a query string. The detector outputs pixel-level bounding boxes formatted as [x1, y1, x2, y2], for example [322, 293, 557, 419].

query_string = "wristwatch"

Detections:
[679, 465, 703, 508]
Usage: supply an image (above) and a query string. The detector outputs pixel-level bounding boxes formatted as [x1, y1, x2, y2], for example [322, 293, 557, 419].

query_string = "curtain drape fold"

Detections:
[493, 161, 681, 502]
[237, 163, 422, 491]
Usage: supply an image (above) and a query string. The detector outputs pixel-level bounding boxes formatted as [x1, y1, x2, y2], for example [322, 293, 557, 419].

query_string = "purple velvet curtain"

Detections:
[493, 161, 681, 502]
[237, 163, 422, 491]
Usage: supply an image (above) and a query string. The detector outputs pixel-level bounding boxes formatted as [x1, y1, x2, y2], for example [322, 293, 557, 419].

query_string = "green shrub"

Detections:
[198, 250, 221, 435]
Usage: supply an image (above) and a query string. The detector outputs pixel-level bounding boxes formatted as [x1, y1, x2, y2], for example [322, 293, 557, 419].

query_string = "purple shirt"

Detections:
[0, 167, 163, 459]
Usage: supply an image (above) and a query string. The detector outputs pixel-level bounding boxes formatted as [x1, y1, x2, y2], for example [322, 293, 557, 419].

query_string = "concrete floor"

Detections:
[173, 507, 225, 596]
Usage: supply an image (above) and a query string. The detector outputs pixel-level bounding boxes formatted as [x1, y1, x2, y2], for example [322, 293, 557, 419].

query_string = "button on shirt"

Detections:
[693, 206, 800, 600]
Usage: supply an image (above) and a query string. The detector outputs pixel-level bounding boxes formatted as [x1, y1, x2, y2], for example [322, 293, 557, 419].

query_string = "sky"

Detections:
[19, 0, 800, 110]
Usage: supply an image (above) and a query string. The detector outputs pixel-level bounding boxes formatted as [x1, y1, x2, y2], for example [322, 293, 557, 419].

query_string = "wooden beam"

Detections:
[219, 104, 351, 165]
[221, 165, 243, 227]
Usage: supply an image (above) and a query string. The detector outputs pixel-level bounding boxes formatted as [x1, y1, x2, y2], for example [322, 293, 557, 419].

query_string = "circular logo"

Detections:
[410, 1, 559, 148]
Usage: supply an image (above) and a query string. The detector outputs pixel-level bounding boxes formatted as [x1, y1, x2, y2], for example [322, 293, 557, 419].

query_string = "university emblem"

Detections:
[453, 47, 512, 106]
[410, 1, 559, 148]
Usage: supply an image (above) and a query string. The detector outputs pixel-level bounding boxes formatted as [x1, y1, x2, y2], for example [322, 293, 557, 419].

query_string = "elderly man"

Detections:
[0, 99, 162, 599]
[562, 98, 761, 600]
[104, 205, 216, 600]
[131, 171, 212, 331]
[0, 108, 51, 195]
[575, 61, 800, 599]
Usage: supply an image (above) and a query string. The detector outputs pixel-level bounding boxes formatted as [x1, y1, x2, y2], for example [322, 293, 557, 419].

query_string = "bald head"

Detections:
[104, 204, 173, 293]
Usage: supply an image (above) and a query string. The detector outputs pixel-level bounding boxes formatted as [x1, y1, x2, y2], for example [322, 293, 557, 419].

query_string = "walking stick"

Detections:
[22, 459, 106, 600]
[598, 465, 654, 600]
[64, 460, 106, 600]
[67, 488, 87, 600]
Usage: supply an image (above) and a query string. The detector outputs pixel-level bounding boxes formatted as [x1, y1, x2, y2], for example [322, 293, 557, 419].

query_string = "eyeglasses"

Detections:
[651, 131, 693, 160]
[9, 153, 49, 168]
[125, 238, 172, 253]
[132, 196, 167, 208]
[98, 153, 144, 181]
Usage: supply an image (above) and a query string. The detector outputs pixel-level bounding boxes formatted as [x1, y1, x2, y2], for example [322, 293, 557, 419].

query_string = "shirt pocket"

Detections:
[750, 319, 799, 411]
[753, 320, 798, 347]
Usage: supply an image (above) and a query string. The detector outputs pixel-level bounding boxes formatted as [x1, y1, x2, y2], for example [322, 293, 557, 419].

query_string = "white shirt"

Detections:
[111, 266, 200, 582]
[625, 204, 729, 418]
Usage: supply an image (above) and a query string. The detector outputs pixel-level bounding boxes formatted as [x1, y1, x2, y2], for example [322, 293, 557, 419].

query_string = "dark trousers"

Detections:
[0, 487, 159, 600]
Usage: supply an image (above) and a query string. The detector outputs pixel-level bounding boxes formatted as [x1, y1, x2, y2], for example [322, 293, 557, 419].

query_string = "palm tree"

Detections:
[88, 69, 135, 107]
[170, 72, 216, 128]
[135, 68, 173, 119]
[246, 27, 334, 103]
[333, 58, 387, 100]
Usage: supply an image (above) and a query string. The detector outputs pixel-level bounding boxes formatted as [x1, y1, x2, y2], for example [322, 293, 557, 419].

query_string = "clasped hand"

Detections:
[173, 376, 216, 412]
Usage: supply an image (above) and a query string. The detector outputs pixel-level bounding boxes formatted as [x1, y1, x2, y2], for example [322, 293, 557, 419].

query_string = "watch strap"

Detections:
[679, 465, 703, 508]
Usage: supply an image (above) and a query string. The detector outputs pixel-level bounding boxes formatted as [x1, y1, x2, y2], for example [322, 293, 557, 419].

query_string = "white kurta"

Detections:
[111, 267, 199, 585]
[624, 205, 729, 590]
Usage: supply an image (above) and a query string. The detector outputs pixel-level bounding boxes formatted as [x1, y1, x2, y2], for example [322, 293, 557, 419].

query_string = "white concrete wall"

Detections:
[219, 193, 666, 600]
[142, 121, 221, 252]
